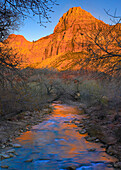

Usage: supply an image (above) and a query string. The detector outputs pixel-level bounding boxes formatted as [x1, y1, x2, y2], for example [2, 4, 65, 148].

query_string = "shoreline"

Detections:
[0, 100, 121, 168]
[81, 104, 121, 169]
[0, 104, 53, 151]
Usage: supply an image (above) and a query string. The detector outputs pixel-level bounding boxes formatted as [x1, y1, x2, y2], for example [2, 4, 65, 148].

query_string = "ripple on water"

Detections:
[0, 104, 117, 170]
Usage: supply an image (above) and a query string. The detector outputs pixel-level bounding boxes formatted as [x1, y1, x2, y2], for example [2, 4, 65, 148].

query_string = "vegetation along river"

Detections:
[0, 103, 117, 169]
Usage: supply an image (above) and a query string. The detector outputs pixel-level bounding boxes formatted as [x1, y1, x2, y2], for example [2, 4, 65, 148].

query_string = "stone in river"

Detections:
[64, 121, 70, 123]
[85, 136, 97, 141]
[79, 129, 86, 134]
[0, 154, 10, 160]
[88, 148, 96, 152]
[114, 162, 121, 168]
[2, 145, 6, 149]
[107, 164, 113, 168]
[77, 124, 84, 127]
[95, 139, 100, 142]
[6, 149, 15, 153]
[25, 159, 33, 162]
[12, 144, 21, 148]
[9, 153, 14, 158]
[1, 165, 9, 168]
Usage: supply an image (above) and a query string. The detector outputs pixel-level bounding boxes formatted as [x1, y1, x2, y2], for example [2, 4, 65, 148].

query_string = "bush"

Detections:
[0, 68, 120, 118]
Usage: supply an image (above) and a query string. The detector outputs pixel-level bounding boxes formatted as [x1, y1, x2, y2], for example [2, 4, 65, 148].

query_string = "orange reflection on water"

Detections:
[16, 104, 117, 163]
[52, 104, 81, 117]
[16, 131, 35, 144]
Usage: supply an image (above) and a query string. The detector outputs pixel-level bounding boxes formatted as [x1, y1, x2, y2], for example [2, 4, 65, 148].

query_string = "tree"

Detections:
[86, 11, 121, 74]
[0, 0, 58, 116]
[0, 3, 20, 42]
[0, 0, 58, 42]
[0, 44, 22, 86]
[0, 0, 58, 78]
[86, 11, 121, 116]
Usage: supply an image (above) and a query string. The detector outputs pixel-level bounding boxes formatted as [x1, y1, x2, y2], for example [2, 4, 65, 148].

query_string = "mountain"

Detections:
[3, 7, 121, 73]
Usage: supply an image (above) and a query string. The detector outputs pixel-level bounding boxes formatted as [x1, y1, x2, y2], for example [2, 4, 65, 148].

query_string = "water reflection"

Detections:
[1, 104, 116, 169]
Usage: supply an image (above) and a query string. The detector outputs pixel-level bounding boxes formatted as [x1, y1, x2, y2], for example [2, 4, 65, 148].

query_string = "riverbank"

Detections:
[0, 104, 53, 150]
[0, 103, 118, 170]
[0, 100, 121, 169]
[53, 99, 121, 169]
[80, 104, 121, 169]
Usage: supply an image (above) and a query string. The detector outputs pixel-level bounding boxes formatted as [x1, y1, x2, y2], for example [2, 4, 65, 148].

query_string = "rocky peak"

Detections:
[4, 6, 118, 73]
[54, 7, 102, 33]
[8, 34, 26, 40]
[6, 34, 29, 44]
[4, 34, 31, 47]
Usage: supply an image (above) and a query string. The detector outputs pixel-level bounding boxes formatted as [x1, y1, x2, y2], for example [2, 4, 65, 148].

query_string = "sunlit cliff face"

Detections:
[4, 7, 121, 73]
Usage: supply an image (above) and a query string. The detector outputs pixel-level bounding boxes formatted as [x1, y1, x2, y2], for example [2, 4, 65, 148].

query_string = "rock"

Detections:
[107, 146, 117, 155]
[82, 118, 87, 120]
[2, 145, 6, 149]
[12, 143, 21, 148]
[88, 148, 96, 152]
[101, 136, 117, 145]
[75, 93, 80, 99]
[6, 149, 15, 153]
[64, 121, 70, 123]
[77, 124, 84, 127]
[43, 108, 49, 112]
[7, 143, 13, 147]
[23, 129, 27, 132]
[107, 164, 113, 168]
[9, 153, 14, 158]
[95, 139, 100, 142]
[20, 129, 23, 132]
[25, 159, 33, 162]
[85, 136, 97, 142]
[101, 145, 107, 148]
[5, 6, 119, 73]
[79, 129, 86, 134]
[74, 122, 80, 125]
[101, 96, 108, 106]
[66, 166, 76, 170]
[1, 165, 9, 169]
[71, 118, 80, 123]
[79, 103, 87, 109]
[114, 162, 121, 168]
[27, 127, 31, 131]
[8, 138, 12, 142]
[0, 154, 10, 160]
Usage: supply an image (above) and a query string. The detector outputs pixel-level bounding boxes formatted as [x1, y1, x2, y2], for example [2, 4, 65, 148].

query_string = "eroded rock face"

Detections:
[3, 7, 120, 72]
[54, 7, 105, 33]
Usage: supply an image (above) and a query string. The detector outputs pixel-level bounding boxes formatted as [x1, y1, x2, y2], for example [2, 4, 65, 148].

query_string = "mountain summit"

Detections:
[54, 7, 104, 33]
[4, 7, 120, 73]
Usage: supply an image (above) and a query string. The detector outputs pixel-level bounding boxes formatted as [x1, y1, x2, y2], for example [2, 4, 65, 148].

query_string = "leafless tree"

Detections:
[0, 0, 58, 83]
[86, 10, 121, 74]
[0, 0, 58, 42]
[0, 0, 58, 116]
[0, 0, 58, 81]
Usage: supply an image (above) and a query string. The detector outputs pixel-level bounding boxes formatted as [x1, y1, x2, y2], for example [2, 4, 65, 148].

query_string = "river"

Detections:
[0, 103, 116, 169]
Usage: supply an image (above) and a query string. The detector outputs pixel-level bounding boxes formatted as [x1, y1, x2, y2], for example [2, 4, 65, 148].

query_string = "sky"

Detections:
[14, 0, 121, 42]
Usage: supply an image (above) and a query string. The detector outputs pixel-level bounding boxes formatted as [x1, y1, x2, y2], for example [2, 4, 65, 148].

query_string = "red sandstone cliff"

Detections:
[3, 7, 121, 73]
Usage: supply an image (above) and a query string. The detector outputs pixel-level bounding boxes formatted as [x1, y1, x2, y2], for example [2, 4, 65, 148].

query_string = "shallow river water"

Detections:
[0, 103, 116, 169]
